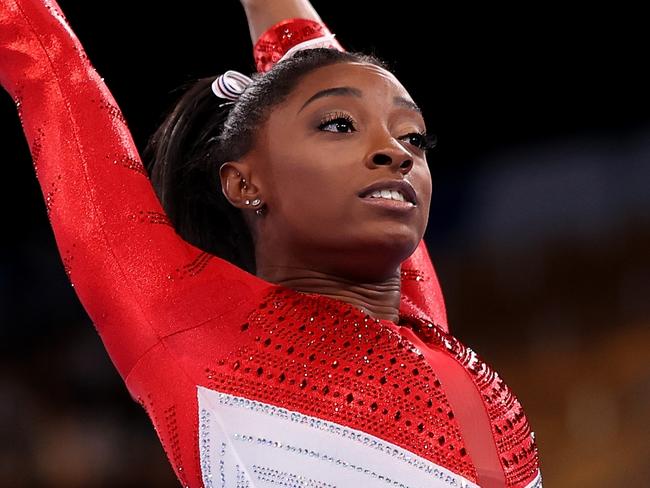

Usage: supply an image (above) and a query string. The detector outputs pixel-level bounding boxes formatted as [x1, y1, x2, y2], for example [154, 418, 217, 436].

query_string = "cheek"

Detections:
[418, 165, 433, 229]
[267, 149, 350, 225]
[424, 166, 433, 200]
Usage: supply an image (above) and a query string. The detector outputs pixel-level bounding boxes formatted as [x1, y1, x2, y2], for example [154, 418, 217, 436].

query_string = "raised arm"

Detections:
[239, 0, 449, 331]
[240, 0, 326, 45]
[0, 0, 269, 380]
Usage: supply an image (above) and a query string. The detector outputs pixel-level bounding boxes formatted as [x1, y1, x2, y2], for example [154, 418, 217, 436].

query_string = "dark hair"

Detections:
[143, 48, 389, 275]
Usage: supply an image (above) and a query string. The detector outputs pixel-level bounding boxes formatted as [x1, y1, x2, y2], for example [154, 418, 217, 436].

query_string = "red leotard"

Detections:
[0, 1, 541, 486]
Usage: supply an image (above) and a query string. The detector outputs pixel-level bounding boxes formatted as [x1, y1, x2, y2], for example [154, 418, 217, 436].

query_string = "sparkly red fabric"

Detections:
[1, 2, 540, 487]
[253, 18, 344, 74]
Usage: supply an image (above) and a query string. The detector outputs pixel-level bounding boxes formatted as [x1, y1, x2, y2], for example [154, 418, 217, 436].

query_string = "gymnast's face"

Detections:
[250, 62, 432, 279]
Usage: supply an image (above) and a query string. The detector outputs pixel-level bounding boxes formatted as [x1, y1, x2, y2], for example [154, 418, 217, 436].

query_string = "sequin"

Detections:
[112, 154, 148, 176]
[252, 464, 335, 488]
[200, 409, 213, 487]
[97, 98, 127, 126]
[129, 209, 173, 226]
[198, 386, 480, 488]
[167, 251, 214, 281]
[44, 174, 62, 216]
[62, 244, 75, 278]
[253, 19, 343, 73]
[29, 127, 45, 177]
[401, 267, 426, 282]
[163, 405, 185, 484]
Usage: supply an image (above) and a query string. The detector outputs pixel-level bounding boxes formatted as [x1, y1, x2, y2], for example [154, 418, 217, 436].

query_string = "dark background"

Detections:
[2, 1, 649, 486]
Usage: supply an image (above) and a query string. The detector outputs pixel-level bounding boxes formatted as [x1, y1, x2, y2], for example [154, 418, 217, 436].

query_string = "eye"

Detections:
[317, 112, 357, 133]
[400, 132, 438, 152]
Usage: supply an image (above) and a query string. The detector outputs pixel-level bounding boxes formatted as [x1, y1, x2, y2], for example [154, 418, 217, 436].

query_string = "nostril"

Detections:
[373, 153, 392, 165]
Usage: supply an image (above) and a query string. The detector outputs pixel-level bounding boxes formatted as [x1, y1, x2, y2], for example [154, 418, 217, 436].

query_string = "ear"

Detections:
[219, 161, 261, 209]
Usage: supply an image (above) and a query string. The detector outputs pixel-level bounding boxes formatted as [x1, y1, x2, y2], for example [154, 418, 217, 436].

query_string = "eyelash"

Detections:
[317, 112, 437, 152]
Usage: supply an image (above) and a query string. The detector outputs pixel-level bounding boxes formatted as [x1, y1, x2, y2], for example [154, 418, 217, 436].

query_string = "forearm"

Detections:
[240, 0, 323, 44]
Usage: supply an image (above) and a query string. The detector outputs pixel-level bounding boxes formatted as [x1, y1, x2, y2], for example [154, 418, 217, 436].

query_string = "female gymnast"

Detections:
[0, 0, 541, 486]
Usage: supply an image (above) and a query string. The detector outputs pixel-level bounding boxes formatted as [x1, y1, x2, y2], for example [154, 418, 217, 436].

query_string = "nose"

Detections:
[366, 134, 414, 174]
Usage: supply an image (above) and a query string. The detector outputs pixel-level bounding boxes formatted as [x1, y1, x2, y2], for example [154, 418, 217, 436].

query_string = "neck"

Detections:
[256, 266, 402, 324]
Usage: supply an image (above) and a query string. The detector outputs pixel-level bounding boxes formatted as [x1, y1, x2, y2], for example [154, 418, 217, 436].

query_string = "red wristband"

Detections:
[253, 18, 344, 73]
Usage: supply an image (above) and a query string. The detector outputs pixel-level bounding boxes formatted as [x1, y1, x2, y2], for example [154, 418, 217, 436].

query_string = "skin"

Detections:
[220, 62, 432, 323]
[240, 0, 324, 45]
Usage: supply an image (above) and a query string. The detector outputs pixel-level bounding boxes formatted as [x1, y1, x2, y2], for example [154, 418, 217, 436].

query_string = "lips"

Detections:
[358, 179, 418, 205]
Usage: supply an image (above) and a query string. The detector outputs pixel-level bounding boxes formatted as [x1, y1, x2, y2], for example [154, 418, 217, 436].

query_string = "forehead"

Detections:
[286, 61, 414, 107]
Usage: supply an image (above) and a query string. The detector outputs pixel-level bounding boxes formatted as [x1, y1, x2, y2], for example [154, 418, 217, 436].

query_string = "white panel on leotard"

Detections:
[197, 385, 479, 488]
[524, 471, 543, 488]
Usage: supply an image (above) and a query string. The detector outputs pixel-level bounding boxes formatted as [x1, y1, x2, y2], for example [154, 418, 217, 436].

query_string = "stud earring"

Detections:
[244, 198, 265, 216]
[244, 198, 261, 206]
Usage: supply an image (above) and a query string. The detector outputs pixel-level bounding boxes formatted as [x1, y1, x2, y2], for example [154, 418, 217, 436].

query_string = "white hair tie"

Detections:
[211, 70, 253, 101]
[278, 34, 338, 63]
[210, 35, 337, 101]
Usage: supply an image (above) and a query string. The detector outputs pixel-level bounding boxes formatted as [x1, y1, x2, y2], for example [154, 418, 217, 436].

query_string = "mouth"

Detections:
[358, 195, 416, 212]
[358, 179, 418, 206]
[360, 189, 414, 204]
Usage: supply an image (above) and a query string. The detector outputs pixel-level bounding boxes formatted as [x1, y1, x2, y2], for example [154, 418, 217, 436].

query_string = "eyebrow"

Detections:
[298, 86, 422, 114]
[394, 97, 422, 114]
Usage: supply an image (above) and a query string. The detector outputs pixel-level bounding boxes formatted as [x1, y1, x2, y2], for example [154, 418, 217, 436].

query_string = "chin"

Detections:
[362, 232, 420, 261]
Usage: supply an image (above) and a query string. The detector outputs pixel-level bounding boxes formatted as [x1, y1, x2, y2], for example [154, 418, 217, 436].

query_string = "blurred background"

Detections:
[1, 1, 648, 486]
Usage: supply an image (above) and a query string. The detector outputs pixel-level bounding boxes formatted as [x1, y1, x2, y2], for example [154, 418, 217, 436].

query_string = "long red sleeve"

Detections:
[0, 0, 271, 381]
